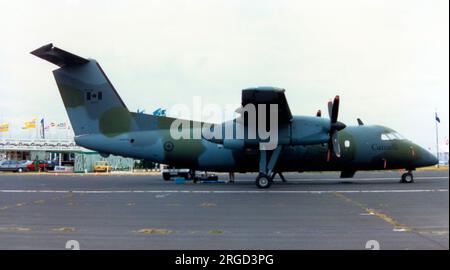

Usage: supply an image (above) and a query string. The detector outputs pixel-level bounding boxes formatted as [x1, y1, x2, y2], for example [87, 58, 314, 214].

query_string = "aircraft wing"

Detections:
[239, 87, 293, 124]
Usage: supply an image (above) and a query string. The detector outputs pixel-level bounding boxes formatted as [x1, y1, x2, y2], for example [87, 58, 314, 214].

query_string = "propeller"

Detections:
[326, 95, 346, 161]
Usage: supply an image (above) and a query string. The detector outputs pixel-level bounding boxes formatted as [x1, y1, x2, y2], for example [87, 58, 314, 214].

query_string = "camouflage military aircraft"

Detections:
[31, 44, 438, 188]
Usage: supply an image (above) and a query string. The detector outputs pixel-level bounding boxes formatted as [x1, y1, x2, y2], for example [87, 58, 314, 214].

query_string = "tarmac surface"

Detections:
[0, 170, 448, 250]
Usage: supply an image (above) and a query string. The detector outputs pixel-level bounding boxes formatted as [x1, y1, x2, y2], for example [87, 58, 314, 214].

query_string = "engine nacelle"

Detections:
[289, 116, 330, 145]
[206, 116, 331, 148]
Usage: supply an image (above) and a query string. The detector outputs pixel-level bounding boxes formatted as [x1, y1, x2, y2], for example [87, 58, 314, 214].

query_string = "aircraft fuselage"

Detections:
[75, 114, 437, 173]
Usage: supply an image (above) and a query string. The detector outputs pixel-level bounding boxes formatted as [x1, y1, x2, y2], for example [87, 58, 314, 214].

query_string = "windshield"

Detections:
[381, 131, 406, 141]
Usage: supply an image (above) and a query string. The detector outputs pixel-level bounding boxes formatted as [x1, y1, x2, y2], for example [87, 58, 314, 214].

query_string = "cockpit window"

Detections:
[381, 131, 406, 141]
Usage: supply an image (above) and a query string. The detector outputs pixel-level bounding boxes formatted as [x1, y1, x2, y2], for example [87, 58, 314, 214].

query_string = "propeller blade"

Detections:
[331, 95, 340, 123]
[332, 132, 341, 157]
[316, 110, 322, 117]
[326, 95, 345, 161]
[327, 100, 333, 119]
[326, 147, 332, 162]
[326, 131, 341, 161]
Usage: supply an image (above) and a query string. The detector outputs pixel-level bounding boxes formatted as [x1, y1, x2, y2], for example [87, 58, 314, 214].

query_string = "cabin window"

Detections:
[344, 140, 350, 148]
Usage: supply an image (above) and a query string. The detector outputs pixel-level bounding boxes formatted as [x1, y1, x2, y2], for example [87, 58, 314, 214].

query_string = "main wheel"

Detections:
[256, 173, 272, 189]
[401, 172, 414, 183]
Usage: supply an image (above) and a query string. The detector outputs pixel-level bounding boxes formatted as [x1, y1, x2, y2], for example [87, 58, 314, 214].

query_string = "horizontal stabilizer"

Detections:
[31, 43, 89, 67]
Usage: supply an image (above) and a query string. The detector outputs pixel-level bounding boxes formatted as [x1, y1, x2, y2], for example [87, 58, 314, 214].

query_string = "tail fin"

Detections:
[31, 44, 131, 137]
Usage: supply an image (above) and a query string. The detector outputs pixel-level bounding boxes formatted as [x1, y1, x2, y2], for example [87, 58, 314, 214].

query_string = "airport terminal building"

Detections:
[0, 138, 136, 172]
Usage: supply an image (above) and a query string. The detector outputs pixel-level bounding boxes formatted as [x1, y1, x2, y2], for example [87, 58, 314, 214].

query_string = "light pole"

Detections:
[435, 111, 440, 168]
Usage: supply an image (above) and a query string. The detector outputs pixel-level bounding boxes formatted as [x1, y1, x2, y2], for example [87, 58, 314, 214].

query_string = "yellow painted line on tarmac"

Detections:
[166, 203, 181, 207]
[0, 226, 32, 232]
[0, 192, 76, 212]
[134, 228, 173, 235]
[333, 192, 412, 232]
[199, 202, 217, 208]
[51, 227, 75, 233]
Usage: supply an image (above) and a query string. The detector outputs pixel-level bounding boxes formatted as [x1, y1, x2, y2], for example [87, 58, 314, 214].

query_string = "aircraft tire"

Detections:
[256, 173, 272, 189]
[401, 172, 414, 183]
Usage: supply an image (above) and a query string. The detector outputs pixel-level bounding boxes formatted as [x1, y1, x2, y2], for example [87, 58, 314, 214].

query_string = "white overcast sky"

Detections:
[0, 0, 448, 150]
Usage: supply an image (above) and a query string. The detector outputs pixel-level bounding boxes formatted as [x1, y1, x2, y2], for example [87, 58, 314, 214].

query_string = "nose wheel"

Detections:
[400, 171, 414, 183]
[256, 173, 271, 188]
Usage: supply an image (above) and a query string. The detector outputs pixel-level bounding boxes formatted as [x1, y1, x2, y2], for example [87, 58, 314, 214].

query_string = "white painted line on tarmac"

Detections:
[0, 189, 447, 194]
[138, 176, 446, 182]
[289, 176, 449, 181]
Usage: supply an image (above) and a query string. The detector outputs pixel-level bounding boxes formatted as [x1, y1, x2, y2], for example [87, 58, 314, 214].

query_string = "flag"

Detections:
[153, 108, 166, 116]
[40, 118, 45, 139]
[0, 123, 8, 132]
[435, 112, 440, 123]
[57, 122, 67, 129]
[22, 118, 37, 129]
[86, 91, 103, 102]
[153, 108, 162, 116]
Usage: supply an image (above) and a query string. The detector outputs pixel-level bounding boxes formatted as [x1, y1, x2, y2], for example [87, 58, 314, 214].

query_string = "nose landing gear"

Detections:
[400, 171, 414, 183]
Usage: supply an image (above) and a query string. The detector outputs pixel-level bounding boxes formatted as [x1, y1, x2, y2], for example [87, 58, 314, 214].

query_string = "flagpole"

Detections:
[435, 110, 439, 168]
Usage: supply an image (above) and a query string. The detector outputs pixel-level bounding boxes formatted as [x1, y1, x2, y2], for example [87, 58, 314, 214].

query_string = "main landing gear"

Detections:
[400, 171, 414, 183]
[256, 145, 283, 189]
[270, 171, 287, 182]
[256, 173, 271, 188]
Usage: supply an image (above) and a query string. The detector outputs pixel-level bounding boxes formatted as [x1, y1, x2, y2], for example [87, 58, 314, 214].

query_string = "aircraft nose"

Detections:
[427, 152, 439, 166]
[415, 147, 439, 167]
